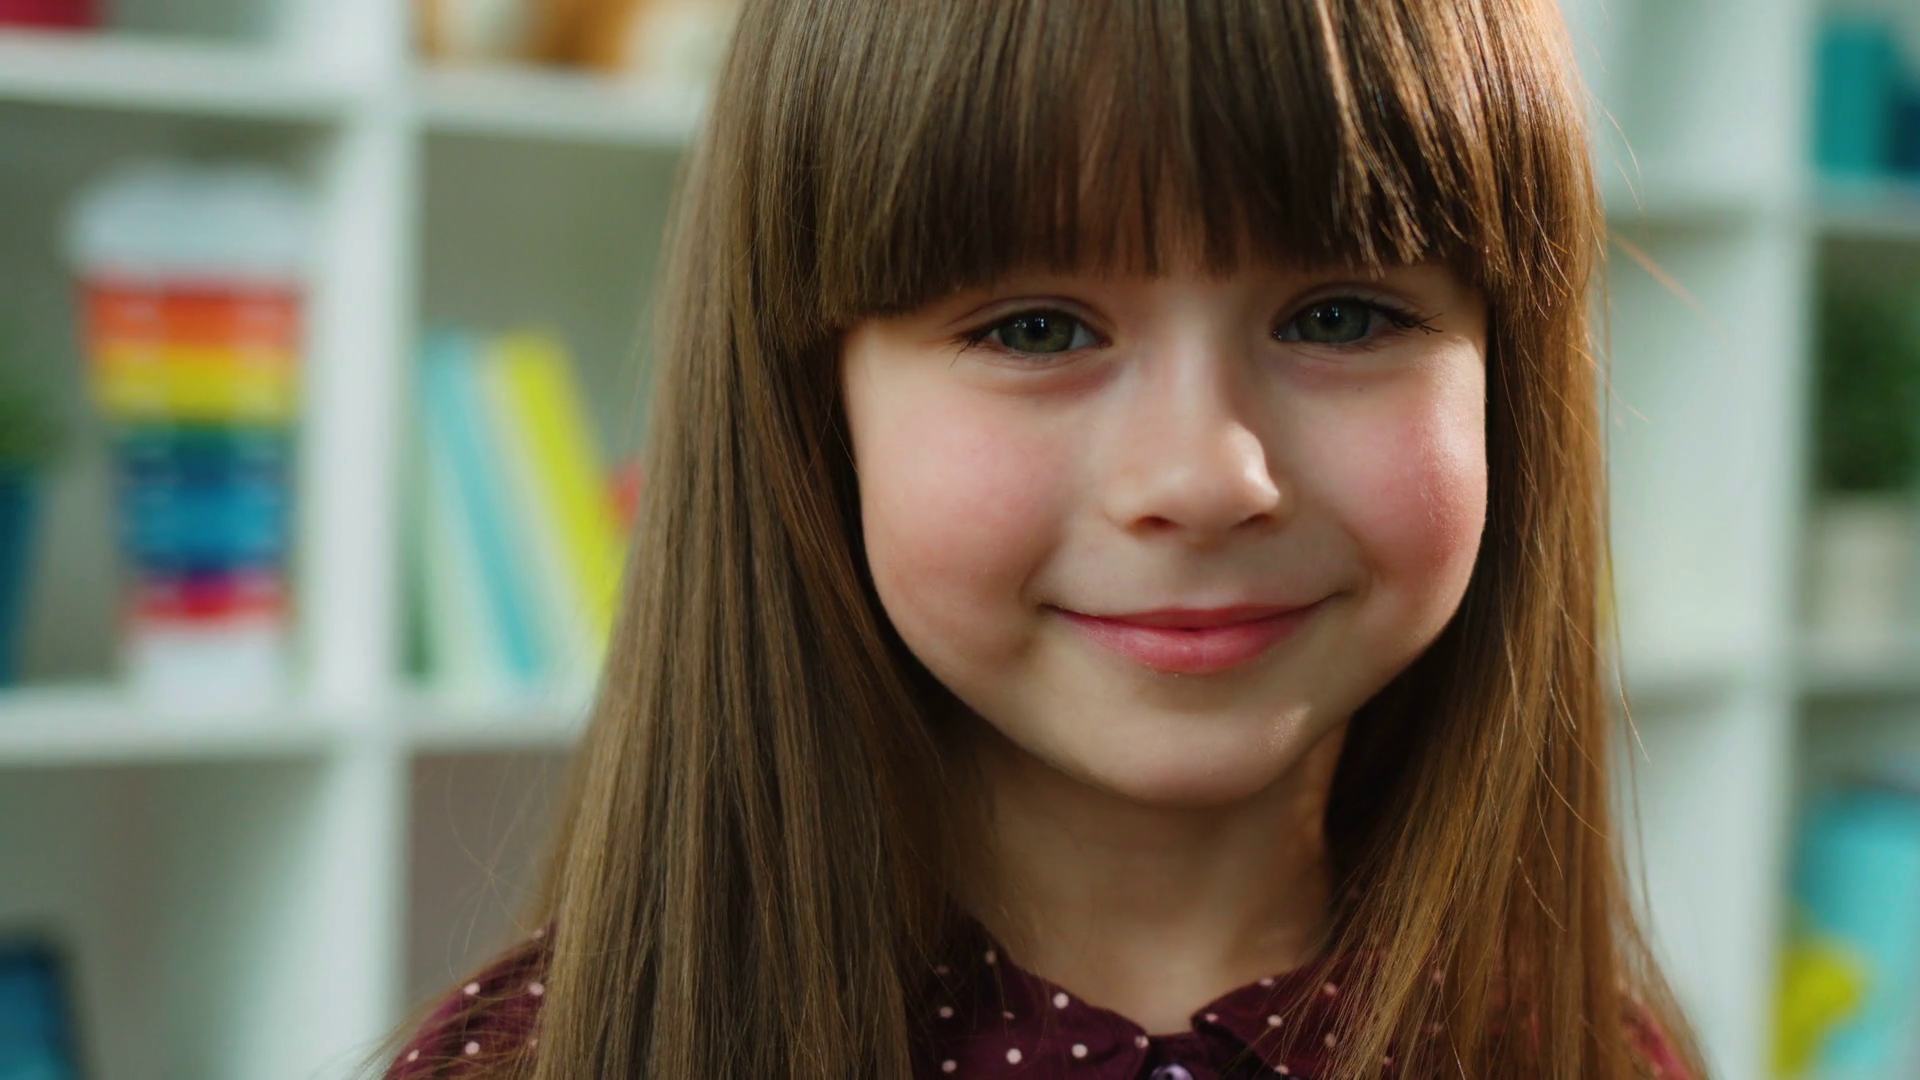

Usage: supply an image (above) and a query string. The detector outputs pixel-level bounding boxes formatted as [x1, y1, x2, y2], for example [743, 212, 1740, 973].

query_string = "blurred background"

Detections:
[0, 0, 1916, 1077]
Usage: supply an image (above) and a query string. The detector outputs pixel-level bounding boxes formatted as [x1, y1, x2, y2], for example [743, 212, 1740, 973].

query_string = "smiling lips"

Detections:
[1054, 602, 1323, 675]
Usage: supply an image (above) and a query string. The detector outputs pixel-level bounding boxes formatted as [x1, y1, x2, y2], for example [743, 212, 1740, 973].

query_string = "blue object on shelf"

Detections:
[1794, 788, 1920, 1074]
[419, 330, 547, 684]
[107, 424, 292, 579]
[1893, 86, 1920, 178]
[0, 938, 82, 1080]
[0, 470, 38, 689]
[114, 425, 291, 481]
[117, 476, 288, 566]
[1816, 16, 1902, 177]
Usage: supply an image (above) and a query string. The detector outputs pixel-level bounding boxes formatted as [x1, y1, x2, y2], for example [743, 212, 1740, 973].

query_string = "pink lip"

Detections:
[1054, 601, 1324, 675]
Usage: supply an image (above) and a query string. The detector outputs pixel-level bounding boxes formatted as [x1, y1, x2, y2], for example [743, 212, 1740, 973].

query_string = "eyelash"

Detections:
[959, 296, 1442, 360]
[1277, 297, 1443, 351]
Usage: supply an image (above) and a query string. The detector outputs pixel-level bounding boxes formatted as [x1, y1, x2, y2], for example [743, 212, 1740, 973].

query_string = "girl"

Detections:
[376, 0, 1703, 1077]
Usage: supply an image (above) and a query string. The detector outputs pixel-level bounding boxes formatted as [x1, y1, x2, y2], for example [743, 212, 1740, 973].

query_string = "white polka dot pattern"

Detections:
[378, 916, 1549, 1080]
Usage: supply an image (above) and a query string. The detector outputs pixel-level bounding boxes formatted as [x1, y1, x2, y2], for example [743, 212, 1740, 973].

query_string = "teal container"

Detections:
[1816, 17, 1901, 177]
[1795, 788, 1920, 1074]
[0, 469, 36, 687]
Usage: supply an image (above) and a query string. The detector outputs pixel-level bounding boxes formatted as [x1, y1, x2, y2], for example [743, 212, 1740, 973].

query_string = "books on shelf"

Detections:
[411, 327, 628, 700]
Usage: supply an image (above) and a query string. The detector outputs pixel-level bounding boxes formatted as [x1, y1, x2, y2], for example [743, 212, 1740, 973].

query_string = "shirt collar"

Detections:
[920, 918, 1357, 1078]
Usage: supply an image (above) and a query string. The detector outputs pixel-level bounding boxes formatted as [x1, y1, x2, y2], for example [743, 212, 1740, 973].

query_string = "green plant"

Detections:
[1816, 273, 1920, 494]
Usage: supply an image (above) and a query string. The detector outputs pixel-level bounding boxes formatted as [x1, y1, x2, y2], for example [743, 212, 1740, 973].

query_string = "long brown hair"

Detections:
[378, 1, 1704, 1076]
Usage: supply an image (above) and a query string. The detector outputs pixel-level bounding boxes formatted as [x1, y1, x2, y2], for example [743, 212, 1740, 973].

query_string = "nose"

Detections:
[1099, 349, 1286, 541]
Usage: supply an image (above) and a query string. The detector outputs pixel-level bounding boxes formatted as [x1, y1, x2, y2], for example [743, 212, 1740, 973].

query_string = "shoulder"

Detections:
[385, 932, 551, 1079]
[1627, 1006, 1691, 1080]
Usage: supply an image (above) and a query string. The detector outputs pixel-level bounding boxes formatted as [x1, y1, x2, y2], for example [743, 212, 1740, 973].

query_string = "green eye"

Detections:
[982, 311, 1098, 355]
[1279, 301, 1383, 345]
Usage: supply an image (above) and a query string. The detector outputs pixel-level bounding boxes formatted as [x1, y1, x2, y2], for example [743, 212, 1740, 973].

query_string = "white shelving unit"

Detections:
[0, 1, 676, 1076]
[1572, 1, 1920, 1078]
[0, 0, 1914, 1076]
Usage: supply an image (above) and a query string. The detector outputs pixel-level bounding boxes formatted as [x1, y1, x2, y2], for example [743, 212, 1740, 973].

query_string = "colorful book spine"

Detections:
[476, 348, 585, 685]
[486, 332, 622, 646]
[410, 327, 626, 695]
[419, 330, 548, 687]
[415, 393, 513, 696]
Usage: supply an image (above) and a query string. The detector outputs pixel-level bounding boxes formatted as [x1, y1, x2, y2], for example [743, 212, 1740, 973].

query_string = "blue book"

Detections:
[419, 330, 546, 685]
[416, 386, 512, 696]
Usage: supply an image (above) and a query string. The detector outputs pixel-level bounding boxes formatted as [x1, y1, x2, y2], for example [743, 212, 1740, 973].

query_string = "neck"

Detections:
[959, 720, 1346, 1034]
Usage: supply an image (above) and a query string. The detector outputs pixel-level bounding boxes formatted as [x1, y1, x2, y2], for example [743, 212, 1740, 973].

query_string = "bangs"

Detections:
[741, 0, 1572, 326]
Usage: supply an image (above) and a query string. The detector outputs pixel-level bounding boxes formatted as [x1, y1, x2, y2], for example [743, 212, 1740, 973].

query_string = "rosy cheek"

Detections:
[1406, 412, 1489, 577]
[1311, 374, 1486, 603]
[856, 391, 1063, 658]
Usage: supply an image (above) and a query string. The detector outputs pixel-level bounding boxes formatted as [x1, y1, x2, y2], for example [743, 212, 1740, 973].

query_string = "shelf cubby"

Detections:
[0, 0, 1878, 1075]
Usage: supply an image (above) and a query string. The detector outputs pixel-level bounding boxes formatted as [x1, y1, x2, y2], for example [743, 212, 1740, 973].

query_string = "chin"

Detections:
[1043, 716, 1332, 810]
[1094, 762, 1284, 809]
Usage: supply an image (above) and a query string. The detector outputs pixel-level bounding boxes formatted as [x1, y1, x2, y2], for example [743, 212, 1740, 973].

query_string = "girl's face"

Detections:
[841, 261, 1488, 807]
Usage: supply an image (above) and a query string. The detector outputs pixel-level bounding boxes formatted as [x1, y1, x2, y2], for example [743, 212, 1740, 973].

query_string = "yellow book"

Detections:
[488, 332, 623, 649]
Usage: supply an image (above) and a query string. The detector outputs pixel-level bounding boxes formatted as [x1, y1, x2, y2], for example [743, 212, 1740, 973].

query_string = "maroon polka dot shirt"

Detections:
[385, 922, 1686, 1079]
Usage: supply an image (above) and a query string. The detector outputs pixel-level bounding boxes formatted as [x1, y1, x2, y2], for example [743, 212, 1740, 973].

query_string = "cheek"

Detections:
[852, 389, 1065, 656]
[1311, 368, 1487, 602]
